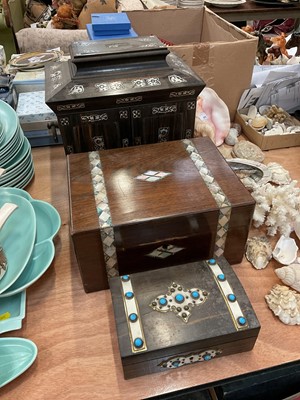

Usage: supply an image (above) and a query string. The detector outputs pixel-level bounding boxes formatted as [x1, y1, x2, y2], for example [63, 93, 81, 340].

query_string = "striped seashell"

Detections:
[275, 264, 300, 293]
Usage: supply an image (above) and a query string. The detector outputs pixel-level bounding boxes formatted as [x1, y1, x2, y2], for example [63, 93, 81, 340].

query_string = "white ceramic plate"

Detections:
[205, 0, 245, 6]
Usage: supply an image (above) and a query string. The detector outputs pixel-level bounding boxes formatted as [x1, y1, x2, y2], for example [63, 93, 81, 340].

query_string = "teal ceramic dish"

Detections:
[31, 200, 61, 243]
[0, 194, 36, 294]
[0, 187, 32, 201]
[0, 101, 19, 151]
[0, 240, 55, 297]
[0, 291, 26, 333]
[0, 188, 61, 297]
[0, 337, 38, 388]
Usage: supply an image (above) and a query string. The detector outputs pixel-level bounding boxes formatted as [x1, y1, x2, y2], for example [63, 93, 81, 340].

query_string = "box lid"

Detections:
[45, 36, 205, 111]
[16, 91, 57, 123]
[109, 256, 260, 365]
[86, 24, 137, 40]
[91, 12, 131, 32]
[68, 137, 255, 277]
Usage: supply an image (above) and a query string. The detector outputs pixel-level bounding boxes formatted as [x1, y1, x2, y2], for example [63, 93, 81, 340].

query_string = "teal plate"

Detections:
[0, 101, 19, 151]
[0, 188, 32, 201]
[0, 194, 36, 294]
[0, 188, 61, 297]
[0, 240, 55, 297]
[0, 291, 26, 333]
[0, 337, 38, 388]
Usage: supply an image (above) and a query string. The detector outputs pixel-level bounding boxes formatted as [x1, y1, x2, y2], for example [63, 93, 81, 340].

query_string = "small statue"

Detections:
[270, 32, 289, 57]
[286, 32, 300, 57]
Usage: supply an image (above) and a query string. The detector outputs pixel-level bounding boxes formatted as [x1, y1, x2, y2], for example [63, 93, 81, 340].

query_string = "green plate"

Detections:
[0, 194, 36, 294]
[0, 337, 37, 388]
[0, 101, 19, 151]
[0, 240, 55, 297]
[0, 291, 26, 333]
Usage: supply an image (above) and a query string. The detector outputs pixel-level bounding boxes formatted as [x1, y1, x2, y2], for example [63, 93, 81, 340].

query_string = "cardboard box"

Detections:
[78, 7, 258, 120]
[236, 110, 300, 151]
[110, 256, 260, 379]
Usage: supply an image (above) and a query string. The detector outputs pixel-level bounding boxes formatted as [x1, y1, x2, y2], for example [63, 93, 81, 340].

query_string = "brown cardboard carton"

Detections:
[78, 7, 257, 120]
[236, 109, 300, 151]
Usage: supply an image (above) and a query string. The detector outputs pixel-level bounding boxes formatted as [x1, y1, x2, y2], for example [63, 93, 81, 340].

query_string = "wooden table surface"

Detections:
[206, 0, 300, 22]
[1, 143, 300, 400]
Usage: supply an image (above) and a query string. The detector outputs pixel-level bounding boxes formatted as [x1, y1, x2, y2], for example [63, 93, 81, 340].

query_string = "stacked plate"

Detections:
[178, 0, 204, 7]
[204, 0, 245, 7]
[0, 100, 34, 188]
[0, 187, 61, 387]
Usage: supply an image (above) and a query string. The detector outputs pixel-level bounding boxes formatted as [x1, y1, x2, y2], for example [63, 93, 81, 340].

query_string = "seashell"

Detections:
[247, 105, 257, 119]
[239, 113, 250, 122]
[245, 236, 272, 269]
[275, 264, 300, 293]
[251, 115, 267, 130]
[294, 215, 300, 241]
[264, 124, 284, 136]
[265, 284, 300, 325]
[272, 235, 298, 265]
[225, 128, 239, 146]
[259, 105, 271, 115]
[266, 162, 291, 185]
[287, 126, 300, 133]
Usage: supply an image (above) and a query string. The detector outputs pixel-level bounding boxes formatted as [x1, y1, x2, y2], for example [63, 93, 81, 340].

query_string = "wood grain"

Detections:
[68, 137, 254, 291]
[1, 143, 300, 399]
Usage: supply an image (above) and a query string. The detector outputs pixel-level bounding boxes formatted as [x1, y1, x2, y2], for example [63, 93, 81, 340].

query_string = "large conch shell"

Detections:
[245, 236, 272, 269]
[272, 235, 298, 265]
[275, 264, 300, 293]
[265, 284, 300, 325]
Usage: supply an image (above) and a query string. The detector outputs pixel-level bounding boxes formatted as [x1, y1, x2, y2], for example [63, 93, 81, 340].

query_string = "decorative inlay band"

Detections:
[150, 282, 209, 323]
[206, 258, 248, 330]
[88, 151, 119, 278]
[120, 275, 147, 353]
[182, 139, 232, 257]
[159, 349, 222, 368]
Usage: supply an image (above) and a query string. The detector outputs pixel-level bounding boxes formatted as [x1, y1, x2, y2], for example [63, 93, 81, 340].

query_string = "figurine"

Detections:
[270, 32, 289, 57]
[286, 32, 300, 57]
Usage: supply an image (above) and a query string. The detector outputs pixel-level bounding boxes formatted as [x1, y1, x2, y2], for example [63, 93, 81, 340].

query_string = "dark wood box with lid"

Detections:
[45, 36, 205, 154]
[109, 256, 260, 379]
[67, 137, 255, 293]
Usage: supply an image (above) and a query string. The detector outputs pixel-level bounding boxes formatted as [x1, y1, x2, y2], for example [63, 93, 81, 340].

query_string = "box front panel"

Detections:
[58, 107, 132, 153]
[131, 99, 196, 145]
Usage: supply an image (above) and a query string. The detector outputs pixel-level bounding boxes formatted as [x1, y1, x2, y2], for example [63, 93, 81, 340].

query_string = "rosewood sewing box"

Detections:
[109, 256, 260, 379]
[45, 36, 205, 154]
[67, 137, 255, 293]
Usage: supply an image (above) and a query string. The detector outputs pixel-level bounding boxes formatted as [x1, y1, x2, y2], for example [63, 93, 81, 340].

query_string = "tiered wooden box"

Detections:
[45, 36, 205, 154]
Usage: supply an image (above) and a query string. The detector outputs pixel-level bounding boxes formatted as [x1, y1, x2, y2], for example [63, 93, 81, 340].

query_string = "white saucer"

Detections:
[205, 0, 245, 6]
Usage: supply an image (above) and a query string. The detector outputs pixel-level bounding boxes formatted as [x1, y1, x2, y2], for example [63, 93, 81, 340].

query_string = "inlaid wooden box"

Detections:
[109, 256, 260, 379]
[67, 137, 255, 293]
[45, 36, 205, 154]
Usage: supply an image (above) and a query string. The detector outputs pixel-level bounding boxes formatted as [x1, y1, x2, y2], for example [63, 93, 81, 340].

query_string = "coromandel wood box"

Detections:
[109, 256, 260, 379]
[67, 137, 255, 293]
[45, 36, 205, 154]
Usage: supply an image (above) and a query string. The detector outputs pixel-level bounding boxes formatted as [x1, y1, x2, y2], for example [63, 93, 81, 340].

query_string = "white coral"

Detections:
[250, 180, 300, 236]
